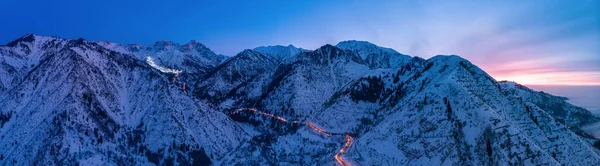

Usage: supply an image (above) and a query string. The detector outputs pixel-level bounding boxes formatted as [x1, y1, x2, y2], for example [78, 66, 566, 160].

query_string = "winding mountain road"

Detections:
[177, 73, 352, 164]
[335, 135, 353, 166]
[233, 108, 353, 166]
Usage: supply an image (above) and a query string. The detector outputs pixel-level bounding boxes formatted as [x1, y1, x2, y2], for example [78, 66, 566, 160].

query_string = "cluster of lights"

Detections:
[146, 56, 182, 74]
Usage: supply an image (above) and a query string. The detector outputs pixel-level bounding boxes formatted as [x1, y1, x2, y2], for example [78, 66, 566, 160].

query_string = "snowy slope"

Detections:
[0, 34, 68, 93]
[499, 81, 600, 128]
[344, 55, 600, 165]
[192, 49, 278, 105]
[1, 34, 599, 165]
[0, 36, 248, 165]
[253, 44, 310, 63]
[128, 40, 228, 74]
[336, 40, 412, 69]
[201, 44, 600, 165]
[95, 40, 228, 74]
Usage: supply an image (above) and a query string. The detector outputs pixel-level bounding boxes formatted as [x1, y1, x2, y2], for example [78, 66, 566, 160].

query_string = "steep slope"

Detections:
[499, 81, 600, 128]
[1, 34, 600, 165]
[0, 34, 68, 93]
[205, 45, 389, 165]
[336, 40, 411, 69]
[99, 40, 228, 74]
[0, 47, 25, 93]
[132, 40, 227, 74]
[253, 44, 371, 119]
[196, 42, 600, 165]
[343, 56, 600, 165]
[253, 44, 310, 63]
[0, 37, 248, 165]
[192, 49, 278, 104]
[218, 45, 422, 165]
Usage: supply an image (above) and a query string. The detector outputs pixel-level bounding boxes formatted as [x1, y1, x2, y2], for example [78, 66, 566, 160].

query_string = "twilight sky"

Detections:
[1, 0, 599, 85]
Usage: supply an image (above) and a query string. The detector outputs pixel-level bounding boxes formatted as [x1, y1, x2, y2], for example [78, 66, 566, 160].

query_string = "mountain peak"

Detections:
[185, 40, 203, 47]
[2, 34, 600, 165]
[335, 40, 405, 65]
[5, 33, 37, 46]
[253, 44, 298, 50]
[153, 40, 178, 47]
[234, 49, 279, 64]
[252, 45, 310, 63]
[425, 55, 470, 68]
[335, 40, 389, 51]
[336, 40, 399, 53]
[181, 40, 210, 52]
[299, 44, 363, 64]
[336, 40, 376, 47]
[316, 44, 338, 51]
[238, 49, 262, 56]
[311, 44, 344, 57]
[428, 54, 464, 62]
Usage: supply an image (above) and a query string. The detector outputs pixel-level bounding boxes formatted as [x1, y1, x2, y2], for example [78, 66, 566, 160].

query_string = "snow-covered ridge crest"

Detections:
[2, 34, 600, 165]
[253, 44, 311, 63]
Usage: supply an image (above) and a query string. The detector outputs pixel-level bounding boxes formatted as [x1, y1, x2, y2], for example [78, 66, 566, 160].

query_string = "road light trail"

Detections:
[234, 108, 289, 122]
[231, 108, 353, 165]
[305, 122, 332, 136]
[335, 135, 352, 166]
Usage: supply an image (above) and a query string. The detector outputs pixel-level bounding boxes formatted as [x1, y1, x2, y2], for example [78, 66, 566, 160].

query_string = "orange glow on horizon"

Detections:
[480, 58, 600, 86]
[491, 71, 600, 86]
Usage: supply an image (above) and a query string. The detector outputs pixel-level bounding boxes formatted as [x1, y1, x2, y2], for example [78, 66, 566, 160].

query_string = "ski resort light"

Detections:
[146, 56, 182, 74]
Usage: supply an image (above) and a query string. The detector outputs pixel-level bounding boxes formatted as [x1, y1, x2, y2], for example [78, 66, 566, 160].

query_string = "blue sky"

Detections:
[0, 0, 599, 85]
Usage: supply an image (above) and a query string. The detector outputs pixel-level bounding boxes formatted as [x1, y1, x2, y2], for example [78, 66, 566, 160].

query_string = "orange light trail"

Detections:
[233, 108, 289, 123]
[232, 108, 353, 166]
[305, 122, 332, 136]
[335, 135, 352, 166]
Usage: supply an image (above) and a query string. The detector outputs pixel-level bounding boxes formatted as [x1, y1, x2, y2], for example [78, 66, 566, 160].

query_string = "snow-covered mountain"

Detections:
[336, 40, 412, 69]
[193, 49, 278, 104]
[253, 44, 310, 63]
[99, 40, 227, 74]
[1, 34, 599, 165]
[0, 35, 247, 165]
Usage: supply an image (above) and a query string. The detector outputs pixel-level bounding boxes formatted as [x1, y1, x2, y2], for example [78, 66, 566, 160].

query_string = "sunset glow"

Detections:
[492, 71, 600, 86]
[1, 0, 599, 165]
[2, 0, 598, 85]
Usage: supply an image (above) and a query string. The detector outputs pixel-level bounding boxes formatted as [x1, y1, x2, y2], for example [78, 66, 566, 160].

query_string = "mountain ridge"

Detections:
[1, 34, 599, 165]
